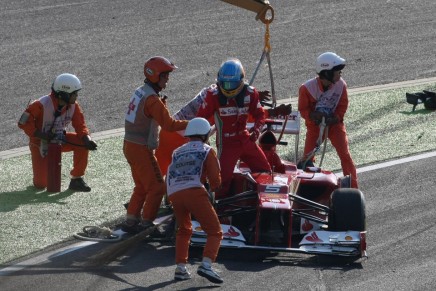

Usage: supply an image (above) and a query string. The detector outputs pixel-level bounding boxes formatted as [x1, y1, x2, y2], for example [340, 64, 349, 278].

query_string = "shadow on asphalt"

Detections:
[188, 245, 363, 272]
[0, 186, 75, 212]
[1, 238, 363, 290]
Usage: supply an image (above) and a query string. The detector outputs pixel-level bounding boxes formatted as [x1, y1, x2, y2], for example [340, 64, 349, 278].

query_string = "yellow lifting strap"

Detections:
[263, 22, 271, 53]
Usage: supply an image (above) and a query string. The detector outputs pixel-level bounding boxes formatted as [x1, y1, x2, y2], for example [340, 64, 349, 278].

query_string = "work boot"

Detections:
[68, 178, 91, 192]
[120, 218, 139, 234]
[197, 265, 223, 284]
[121, 219, 154, 235]
[174, 265, 191, 281]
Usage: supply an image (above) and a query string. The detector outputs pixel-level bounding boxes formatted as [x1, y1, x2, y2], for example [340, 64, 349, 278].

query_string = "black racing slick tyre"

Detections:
[328, 188, 366, 231]
[424, 97, 436, 110]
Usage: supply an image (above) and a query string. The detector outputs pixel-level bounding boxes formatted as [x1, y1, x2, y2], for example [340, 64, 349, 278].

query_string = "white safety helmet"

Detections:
[315, 52, 346, 74]
[184, 118, 211, 137]
[52, 73, 82, 94]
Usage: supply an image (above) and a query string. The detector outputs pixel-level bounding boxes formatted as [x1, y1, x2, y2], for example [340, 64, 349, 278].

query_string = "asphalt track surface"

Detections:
[1, 154, 436, 291]
[2, 0, 436, 152]
[1, 0, 436, 290]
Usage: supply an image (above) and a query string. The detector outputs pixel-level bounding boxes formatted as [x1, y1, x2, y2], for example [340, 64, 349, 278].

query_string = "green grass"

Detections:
[0, 84, 435, 265]
[278, 84, 436, 170]
[0, 138, 132, 265]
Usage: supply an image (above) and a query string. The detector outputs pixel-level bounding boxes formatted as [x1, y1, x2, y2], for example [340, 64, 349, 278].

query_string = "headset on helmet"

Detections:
[316, 52, 345, 83]
[144, 56, 177, 83]
[52, 73, 82, 103]
[184, 117, 211, 137]
[217, 58, 246, 98]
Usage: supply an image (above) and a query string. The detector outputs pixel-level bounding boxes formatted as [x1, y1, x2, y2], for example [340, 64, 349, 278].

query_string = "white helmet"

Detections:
[52, 73, 82, 94]
[315, 52, 345, 74]
[184, 118, 211, 137]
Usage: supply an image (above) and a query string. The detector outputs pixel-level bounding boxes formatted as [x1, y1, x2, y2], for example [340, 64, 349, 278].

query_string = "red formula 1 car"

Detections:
[190, 113, 367, 259]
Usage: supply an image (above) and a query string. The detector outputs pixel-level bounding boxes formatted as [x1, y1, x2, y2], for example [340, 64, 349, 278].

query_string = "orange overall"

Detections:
[298, 77, 358, 188]
[18, 93, 90, 189]
[124, 84, 188, 222]
[167, 142, 222, 264]
[155, 130, 187, 174]
[155, 85, 214, 175]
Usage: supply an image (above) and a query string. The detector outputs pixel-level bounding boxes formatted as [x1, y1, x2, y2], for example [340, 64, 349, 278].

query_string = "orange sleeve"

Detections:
[145, 95, 188, 131]
[298, 85, 317, 122]
[71, 102, 90, 138]
[17, 100, 43, 137]
[202, 148, 221, 192]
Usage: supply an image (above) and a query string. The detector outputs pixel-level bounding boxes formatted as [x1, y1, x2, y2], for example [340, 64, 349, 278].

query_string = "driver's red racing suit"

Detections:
[196, 84, 271, 198]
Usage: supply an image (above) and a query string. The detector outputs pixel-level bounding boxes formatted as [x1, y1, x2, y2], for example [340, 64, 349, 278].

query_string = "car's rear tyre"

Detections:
[328, 188, 366, 231]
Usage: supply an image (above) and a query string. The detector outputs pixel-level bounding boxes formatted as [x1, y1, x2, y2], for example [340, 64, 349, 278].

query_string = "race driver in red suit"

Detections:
[196, 58, 271, 199]
[298, 52, 358, 188]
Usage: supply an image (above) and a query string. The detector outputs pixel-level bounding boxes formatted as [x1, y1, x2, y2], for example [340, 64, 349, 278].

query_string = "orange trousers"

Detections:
[304, 122, 358, 188]
[155, 130, 187, 175]
[29, 132, 89, 189]
[123, 140, 165, 221]
[169, 188, 222, 264]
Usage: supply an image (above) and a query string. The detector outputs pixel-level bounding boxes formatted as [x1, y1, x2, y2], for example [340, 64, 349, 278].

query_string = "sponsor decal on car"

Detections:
[301, 219, 314, 232]
[305, 232, 322, 242]
[223, 226, 240, 238]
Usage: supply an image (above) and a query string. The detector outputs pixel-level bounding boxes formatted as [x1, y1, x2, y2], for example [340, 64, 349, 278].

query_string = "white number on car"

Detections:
[265, 185, 281, 193]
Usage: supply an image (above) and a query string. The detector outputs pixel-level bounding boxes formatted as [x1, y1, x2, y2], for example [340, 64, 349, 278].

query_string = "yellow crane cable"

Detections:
[264, 22, 271, 53]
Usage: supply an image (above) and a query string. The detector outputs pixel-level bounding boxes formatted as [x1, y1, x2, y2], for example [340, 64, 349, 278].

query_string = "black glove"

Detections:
[279, 104, 292, 116]
[269, 104, 292, 117]
[258, 90, 271, 103]
[82, 135, 98, 151]
[34, 129, 55, 141]
[309, 111, 325, 125]
[325, 114, 339, 125]
[424, 96, 436, 110]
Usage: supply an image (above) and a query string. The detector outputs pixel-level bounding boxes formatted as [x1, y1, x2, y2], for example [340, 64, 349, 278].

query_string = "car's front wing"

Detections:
[190, 221, 367, 258]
